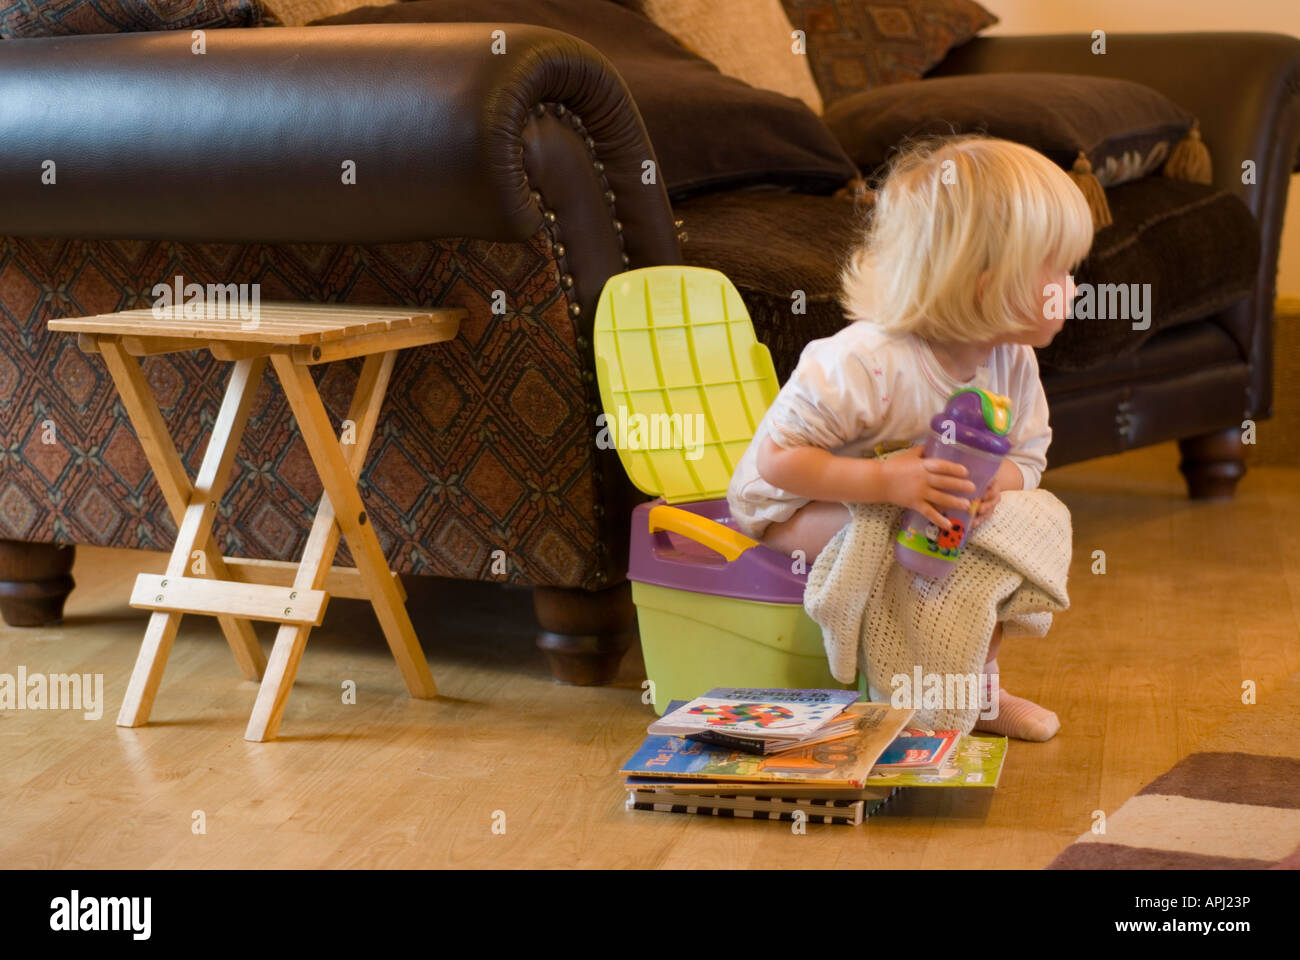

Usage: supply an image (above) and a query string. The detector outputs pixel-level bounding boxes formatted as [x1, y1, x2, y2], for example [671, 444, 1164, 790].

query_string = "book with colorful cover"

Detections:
[622, 702, 914, 787]
[647, 687, 862, 741]
[865, 734, 1008, 787]
[653, 698, 859, 755]
[872, 728, 962, 771]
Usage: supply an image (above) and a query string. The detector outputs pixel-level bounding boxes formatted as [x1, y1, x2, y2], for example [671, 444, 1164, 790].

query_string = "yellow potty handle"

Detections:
[647, 504, 759, 563]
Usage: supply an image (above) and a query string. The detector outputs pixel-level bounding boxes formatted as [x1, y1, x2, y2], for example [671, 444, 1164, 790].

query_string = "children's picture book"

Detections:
[656, 698, 859, 755]
[865, 735, 1008, 787]
[647, 687, 862, 741]
[623, 702, 915, 787]
[872, 729, 961, 772]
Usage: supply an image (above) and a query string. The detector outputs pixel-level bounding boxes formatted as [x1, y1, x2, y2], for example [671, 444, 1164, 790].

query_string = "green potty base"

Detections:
[631, 580, 858, 715]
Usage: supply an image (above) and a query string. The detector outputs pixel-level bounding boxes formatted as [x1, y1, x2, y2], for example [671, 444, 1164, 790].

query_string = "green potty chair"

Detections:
[593, 265, 860, 714]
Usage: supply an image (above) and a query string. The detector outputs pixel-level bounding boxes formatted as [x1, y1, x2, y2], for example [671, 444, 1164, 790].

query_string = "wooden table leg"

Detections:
[116, 356, 267, 727]
[99, 338, 266, 682]
[246, 352, 398, 742]
[270, 353, 437, 704]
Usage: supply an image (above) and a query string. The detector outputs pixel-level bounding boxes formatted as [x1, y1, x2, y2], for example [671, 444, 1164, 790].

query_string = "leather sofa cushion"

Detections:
[1041, 320, 1242, 396]
[674, 176, 1259, 378]
[315, 0, 860, 200]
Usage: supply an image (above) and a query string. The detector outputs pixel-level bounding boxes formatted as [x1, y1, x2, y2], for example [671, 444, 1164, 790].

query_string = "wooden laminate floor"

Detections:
[2, 441, 1298, 869]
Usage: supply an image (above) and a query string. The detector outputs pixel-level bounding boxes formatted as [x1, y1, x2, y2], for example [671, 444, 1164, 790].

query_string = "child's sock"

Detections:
[974, 660, 1060, 742]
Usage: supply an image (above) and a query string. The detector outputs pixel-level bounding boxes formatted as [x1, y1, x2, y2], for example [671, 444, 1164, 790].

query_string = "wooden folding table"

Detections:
[49, 303, 462, 741]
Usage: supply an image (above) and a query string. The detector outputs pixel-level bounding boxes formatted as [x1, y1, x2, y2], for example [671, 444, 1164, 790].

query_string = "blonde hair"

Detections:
[839, 135, 1094, 343]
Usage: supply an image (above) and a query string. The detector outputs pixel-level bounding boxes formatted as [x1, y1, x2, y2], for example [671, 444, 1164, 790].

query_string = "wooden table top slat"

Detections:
[48, 303, 463, 346]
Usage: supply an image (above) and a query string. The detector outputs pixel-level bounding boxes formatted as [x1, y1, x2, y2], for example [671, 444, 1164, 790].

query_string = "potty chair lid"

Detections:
[593, 266, 779, 504]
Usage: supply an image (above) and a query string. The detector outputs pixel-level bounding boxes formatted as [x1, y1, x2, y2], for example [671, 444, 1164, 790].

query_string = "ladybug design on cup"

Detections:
[937, 518, 965, 551]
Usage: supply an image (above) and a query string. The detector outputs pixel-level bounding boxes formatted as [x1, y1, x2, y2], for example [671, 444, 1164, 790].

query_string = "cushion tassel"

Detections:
[835, 175, 876, 209]
[1162, 120, 1213, 184]
[1068, 151, 1112, 231]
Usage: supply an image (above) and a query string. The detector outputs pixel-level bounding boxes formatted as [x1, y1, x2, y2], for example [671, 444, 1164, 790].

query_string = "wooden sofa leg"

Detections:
[0, 540, 76, 627]
[1178, 426, 1247, 500]
[533, 582, 634, 686]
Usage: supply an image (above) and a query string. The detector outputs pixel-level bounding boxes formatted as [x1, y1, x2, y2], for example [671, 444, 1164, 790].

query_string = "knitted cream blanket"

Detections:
[804, 489, 1073, 732]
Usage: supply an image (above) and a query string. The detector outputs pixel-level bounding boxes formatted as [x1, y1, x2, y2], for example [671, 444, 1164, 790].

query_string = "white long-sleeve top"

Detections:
[726, 320, 1052, 540]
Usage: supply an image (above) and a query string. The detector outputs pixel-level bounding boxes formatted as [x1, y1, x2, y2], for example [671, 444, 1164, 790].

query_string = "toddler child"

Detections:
[727, 135, 1092, 741]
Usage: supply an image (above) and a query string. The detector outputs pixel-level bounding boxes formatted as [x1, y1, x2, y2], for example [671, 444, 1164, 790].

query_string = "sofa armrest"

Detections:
[0, 22, 680, 311]
[931, 33, 1300, 418]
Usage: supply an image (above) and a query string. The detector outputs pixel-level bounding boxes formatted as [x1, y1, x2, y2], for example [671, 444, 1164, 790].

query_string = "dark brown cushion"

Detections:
[825, 73, 1198, 187]
[674, 177, 1259, 377]
[0, 0, 277, 36]
[315, 0, 860, 200]
[780, 0, 997, 108]
[1040, 176, 1259, 371]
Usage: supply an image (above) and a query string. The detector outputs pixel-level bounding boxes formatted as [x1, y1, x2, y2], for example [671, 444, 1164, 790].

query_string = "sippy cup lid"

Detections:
[929, 388, 1014, 455]
[958, 387, 1012, 435]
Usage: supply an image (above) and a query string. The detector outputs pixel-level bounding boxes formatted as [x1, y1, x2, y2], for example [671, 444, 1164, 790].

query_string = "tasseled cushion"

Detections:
[1080, 121, 1216, 228]
[822, 73, 1219, 235]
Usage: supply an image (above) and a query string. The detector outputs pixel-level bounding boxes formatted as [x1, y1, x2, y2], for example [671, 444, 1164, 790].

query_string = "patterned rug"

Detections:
[1048, 670, 1300, 869]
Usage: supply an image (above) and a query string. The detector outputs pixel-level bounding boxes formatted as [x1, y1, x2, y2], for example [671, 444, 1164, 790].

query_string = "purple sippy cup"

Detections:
[893, 387, 1013, 578]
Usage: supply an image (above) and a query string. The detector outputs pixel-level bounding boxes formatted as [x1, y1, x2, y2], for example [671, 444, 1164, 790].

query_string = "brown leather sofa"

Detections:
[0, 24, 1297, 686]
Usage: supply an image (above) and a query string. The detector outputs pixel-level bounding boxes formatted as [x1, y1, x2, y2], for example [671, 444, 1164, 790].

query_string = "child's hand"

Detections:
[971, 460, 1022, 530]
[879, 446, 975, 530]
[970, 476, 1000, 530]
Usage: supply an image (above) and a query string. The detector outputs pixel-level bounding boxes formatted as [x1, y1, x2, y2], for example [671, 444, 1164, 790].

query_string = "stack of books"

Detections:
[620, 687, 1007, 826]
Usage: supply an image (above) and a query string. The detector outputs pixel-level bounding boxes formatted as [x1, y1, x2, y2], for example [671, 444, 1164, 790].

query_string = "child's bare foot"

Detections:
[973, 661, 1060, 741]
